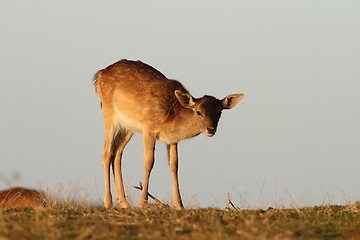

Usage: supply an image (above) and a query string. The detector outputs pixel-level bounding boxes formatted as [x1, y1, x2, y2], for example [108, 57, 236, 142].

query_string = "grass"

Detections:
[1, 202, 360, 240]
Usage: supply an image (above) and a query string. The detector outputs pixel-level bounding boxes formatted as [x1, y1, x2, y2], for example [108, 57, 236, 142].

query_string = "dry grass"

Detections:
[1, 200, 360, 240]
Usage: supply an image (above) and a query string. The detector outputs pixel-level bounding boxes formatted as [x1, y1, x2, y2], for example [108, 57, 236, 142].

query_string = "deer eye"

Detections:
[196, 111, 202, 116]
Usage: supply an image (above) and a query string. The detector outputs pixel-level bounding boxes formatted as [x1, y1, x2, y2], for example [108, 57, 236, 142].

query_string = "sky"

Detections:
[0, 1, 359, 209]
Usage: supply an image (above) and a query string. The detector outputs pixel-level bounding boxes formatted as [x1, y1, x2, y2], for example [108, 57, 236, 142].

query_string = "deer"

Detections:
[0, 187, 47, 210]
[93, 59, 244, 209]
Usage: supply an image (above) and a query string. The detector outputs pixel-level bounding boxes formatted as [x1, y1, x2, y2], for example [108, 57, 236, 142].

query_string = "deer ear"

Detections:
[222, 93, 244, 109]
[174, 90, 196, 108]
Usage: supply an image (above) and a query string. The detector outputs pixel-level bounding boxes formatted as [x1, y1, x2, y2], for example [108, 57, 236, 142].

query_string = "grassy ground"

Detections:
[1, 202, 360, 240]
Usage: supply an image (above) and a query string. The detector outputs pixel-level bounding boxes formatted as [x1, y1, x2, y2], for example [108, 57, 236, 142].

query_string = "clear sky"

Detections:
[1, 1, 359, 209]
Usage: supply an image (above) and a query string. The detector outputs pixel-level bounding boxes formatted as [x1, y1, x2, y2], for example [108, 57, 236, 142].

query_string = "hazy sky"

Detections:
[1, 1, 359, 208]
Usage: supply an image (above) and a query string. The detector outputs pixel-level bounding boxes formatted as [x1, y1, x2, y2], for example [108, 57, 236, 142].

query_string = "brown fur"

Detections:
[0, 187, 47, 210]
[94, 59, 244, 209]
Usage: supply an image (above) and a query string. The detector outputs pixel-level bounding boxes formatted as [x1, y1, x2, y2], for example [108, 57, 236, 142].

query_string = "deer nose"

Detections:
[206, 127, 216, 135]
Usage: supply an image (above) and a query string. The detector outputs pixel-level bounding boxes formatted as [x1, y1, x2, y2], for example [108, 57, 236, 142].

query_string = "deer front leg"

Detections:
[139, 131, 156, 207]
[168, 143, 184, 210]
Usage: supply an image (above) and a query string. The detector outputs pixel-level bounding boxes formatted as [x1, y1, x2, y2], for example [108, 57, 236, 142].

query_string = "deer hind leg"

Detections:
[139, 130, 156, 207]
[168, 143, 184, 210]
[113, 129, 133, 208]
[101, 106, 118, 209]
[102, 126, 116, 209]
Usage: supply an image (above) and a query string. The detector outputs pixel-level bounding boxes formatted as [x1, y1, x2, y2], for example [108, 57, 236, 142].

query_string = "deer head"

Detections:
[174, 90, 244, 136]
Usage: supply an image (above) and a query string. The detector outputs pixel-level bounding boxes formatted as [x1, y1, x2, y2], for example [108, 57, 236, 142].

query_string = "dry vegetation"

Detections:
[1, 201, 360, 240]
[0, 179, 359, 239]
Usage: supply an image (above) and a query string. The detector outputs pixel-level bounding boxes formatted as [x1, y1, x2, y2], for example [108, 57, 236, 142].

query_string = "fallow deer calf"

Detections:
[94, 59, 244, 209]
[0, 187, 47, 210]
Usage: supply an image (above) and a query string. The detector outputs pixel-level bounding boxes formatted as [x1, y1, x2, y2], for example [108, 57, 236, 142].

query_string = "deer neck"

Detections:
[159, 107, 202, 144]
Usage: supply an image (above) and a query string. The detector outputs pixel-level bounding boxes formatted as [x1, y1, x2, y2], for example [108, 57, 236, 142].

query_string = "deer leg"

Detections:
[113, 130, 133, 208]
[168, 143, 184, 210]
[139, 131, 156, 207]
[102, 124, 116, 209]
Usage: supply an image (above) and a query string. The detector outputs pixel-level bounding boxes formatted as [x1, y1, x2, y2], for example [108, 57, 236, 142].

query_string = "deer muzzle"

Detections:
[205, 127, 216, 136]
